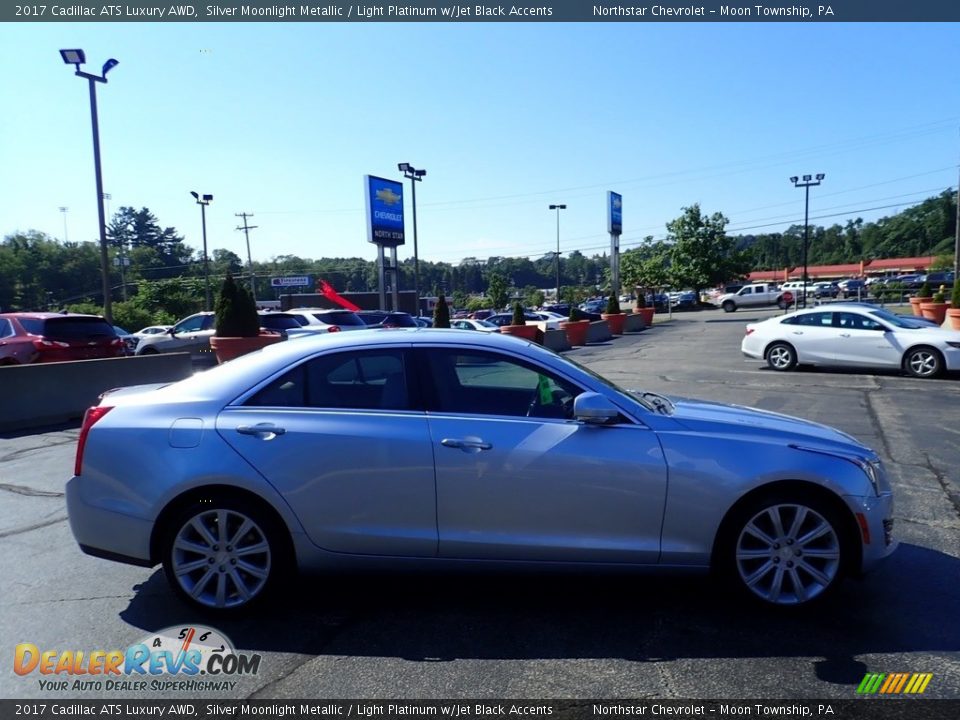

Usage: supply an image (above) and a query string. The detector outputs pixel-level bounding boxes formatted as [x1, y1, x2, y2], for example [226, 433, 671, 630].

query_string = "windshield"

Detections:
[866, 307, 927, 329]
[559, 353, 662, 414]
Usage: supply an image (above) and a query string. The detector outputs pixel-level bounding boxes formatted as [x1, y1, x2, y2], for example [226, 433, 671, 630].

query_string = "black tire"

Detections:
[777, 298, 788, 310]
[722, 301, 736, 313]
[765, 342, 797, 372]
[903, 346, 943, 379]
[138, 347, 159, 355]
[719, 492, 849, 607]
[160, 494, 289, 614]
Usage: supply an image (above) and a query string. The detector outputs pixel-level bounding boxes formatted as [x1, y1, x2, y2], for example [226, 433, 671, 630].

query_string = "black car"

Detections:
[355, 311, 419, 328]
[923, 271, 955, 289]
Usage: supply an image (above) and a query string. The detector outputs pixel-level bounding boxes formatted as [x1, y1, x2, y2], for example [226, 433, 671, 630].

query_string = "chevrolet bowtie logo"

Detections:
[376, 188, 401, 206]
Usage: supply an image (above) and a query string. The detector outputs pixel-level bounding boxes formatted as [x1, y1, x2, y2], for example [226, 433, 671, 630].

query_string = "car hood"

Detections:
[668, 397, 871, 454]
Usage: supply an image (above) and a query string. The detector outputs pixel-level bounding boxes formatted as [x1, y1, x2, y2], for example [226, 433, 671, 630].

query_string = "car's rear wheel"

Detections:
[727, 495, 846, 607]
[766, 342, 797, 371]
[161, 495, 284, 613]
[138, 347, 159, 355]
[903, 346, 943, 379]
[722, 301, 736, 313]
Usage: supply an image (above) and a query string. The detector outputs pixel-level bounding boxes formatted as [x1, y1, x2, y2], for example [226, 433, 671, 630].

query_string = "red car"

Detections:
[0, 312, 125, 364]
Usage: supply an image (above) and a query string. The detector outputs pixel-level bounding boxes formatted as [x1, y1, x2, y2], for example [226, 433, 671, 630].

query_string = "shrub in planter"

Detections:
[602, 294, 626, 335]
[909, 282, 932, 317]
[501, 301, 537, 340]
[920, 288, 950, 325]
[948, 282, 960, 330]
[210, 274, 280, 363]
[433, 293, 450, 329]
[561, 305, 590, 346]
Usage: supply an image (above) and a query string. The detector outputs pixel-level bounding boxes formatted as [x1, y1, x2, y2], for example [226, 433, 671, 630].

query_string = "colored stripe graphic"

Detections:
[857, 672, 932, 694]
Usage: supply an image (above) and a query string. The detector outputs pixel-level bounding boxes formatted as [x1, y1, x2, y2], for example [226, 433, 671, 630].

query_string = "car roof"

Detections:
[1, 311, 102, 319]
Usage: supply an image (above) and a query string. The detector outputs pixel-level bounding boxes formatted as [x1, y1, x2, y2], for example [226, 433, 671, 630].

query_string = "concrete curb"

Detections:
[0, 353, 194, 433]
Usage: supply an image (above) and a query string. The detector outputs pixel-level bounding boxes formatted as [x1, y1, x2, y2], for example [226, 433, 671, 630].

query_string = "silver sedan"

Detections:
[67, 329, 896, 612]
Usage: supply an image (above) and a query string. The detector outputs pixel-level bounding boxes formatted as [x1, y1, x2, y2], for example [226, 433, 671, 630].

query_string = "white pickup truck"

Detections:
[715, 283, 790, 313]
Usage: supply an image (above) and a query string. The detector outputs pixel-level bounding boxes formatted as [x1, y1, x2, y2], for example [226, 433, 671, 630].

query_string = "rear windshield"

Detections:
[260, 315, 303, 330]
[384, 314, 418, 327]
[315, 311, 365, 327]
[358, 313, 386, 325]
[20, 316, 117, 339]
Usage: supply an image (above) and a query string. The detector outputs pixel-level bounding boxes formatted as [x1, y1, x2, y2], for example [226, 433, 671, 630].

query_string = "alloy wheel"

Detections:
[905, 348, 940, 378]
[171, 508, 272, 609]
[735, 503, 841, 606]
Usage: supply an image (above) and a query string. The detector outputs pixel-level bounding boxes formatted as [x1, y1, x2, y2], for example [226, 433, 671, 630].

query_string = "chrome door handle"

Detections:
[237, 423, 286, 438]
[791, 331, 803, 335]
[840, 333, 851, 337]
[441, 438, 492, 451]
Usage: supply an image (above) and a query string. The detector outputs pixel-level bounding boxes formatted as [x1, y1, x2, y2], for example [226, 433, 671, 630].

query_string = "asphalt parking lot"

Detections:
[2, 309, 958, 700]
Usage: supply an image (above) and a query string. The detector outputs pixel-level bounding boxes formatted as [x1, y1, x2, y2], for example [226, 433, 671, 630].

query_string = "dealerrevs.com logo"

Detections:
[14, 625, 261, 693]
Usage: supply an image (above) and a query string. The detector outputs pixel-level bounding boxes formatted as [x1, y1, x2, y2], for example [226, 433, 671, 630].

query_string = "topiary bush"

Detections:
[215, 274, 260, 337]
[916, 282, 932, 299]
[635, 293, 646, 309]
[433, 294, 450, 328]
[933, 289, 946, 303]
[511, 301, 525, 326]
[605, 294, 621, 314]
[952, 282, 960, 309]
[568, 305, 584, 322]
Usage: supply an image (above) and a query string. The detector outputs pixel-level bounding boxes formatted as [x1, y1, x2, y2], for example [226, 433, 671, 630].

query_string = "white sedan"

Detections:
[742, 305, 960, 378]
[450, 319, 500, 333]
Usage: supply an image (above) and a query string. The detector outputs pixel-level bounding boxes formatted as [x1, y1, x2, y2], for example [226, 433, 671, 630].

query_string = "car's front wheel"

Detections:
[161, 495, 285, 613]
[722, 301, 736, 313]
[766, 342, 797, 371]
[903, 346, 943, 379]
[726, 495, 847, 607]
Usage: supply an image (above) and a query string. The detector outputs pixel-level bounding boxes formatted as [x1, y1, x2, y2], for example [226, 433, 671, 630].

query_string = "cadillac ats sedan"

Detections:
[67, 329, 896, 612]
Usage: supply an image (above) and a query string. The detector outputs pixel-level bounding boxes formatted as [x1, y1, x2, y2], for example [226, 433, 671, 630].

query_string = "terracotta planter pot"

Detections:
[919, 302, 948, 325]
[210, 333, 282, 364]
[909, 296, 928, 317]
[499, 324, 538, 341]
[560, 320, 590, 346]
[602, 312, 627, 335]
[633, 307, 655, 327]
[948, 308, 960, 331]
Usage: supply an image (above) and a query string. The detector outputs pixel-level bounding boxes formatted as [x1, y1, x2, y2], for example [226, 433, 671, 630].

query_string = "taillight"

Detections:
[327, 325, 341, 333]
[33, 339, 69, 350]
[74, 406, 113, 476]
[745, 328, 755, 336]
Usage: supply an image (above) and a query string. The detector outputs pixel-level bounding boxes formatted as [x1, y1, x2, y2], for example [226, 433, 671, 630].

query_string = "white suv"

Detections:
[284, 308, 367, 335]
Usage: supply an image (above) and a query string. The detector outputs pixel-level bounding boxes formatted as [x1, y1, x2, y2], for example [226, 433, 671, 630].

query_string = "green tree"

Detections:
[486, 272, 508, 311]
[523, 285, 545, 308]
[666, 204, 750, 293]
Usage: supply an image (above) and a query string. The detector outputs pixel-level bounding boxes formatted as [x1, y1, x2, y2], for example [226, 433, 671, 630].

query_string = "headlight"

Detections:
[852, 457, 883, 496]
[791, 445, 885, 496]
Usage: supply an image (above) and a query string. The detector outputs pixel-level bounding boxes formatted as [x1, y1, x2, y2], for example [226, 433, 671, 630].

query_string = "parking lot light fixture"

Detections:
[191, 191, 214, 311]
[790, 173, 824, 309]
[549, 204, 567, 301]
[60, 48, 118, 323]
[399, 163, 426, 315]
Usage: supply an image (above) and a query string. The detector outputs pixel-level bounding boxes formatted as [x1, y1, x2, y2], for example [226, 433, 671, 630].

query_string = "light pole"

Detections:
[59, 207, 69, 242]
[790, 173, 824, 308]
[191, 191, 214, 311]
[235, 212, 258, 304]
[549, 204, 566, 301]
[60, 48, 118, 323]
[398, 163, 426, 315]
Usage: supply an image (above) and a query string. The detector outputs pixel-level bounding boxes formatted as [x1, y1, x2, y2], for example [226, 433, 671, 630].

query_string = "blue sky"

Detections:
[2, 22, 958, 270]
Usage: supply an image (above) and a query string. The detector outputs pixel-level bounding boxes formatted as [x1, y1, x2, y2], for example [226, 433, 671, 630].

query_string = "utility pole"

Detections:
[235, 212, 259, 304]
[954, 161, 959, 283]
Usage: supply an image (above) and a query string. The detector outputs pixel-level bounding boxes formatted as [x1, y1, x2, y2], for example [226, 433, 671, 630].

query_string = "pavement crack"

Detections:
[0, 515, 68, 538]
[0, 483, 64, 498]
[923, 453, 960, 521]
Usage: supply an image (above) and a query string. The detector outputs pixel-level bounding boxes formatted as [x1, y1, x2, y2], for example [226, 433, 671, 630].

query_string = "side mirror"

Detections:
[573, 392, 619, 424]
[167, 327, 178, 336]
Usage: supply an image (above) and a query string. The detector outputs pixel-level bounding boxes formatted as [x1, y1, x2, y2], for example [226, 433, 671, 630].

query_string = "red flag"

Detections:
[318, 279, 361, 311]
